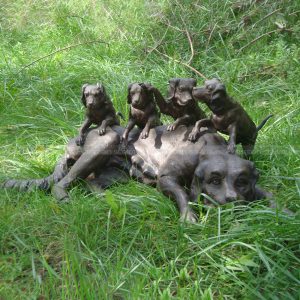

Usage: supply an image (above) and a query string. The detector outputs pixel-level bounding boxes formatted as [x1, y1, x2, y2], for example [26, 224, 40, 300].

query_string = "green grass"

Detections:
[0, 0, 300, 298]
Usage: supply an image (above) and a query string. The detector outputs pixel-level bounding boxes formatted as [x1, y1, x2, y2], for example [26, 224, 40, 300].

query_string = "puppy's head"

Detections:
[190, 152, 268, 205]
[81, 83, 107, 108]
[167, 78, 197, 106]
[127, 83, 153, 109]
[192, 78, 228, 113]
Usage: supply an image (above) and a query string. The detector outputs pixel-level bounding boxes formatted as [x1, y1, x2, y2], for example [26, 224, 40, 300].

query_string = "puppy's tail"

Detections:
[116, 111, 125, 120]
[0, 156, 69, 192]
[256, 114, 273, 132]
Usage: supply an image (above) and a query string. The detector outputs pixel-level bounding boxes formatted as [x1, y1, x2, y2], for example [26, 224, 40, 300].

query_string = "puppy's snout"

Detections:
[86, 98, 94, 107]
[182, 97, 193, 103]
[131, 95, 140, 106]
[178, 92, 193, 106]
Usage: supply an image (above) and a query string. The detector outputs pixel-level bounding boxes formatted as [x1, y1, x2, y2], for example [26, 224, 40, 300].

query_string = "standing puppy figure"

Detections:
[152, 78, 206, 131]
[189, 78, 273, 156]
[76, 83, 121, 146]
[122, 83, 162, 143]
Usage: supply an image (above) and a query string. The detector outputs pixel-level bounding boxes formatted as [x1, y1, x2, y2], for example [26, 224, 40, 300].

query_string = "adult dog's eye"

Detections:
[235, 178, 249, 187]
[209, 177, 221, 185]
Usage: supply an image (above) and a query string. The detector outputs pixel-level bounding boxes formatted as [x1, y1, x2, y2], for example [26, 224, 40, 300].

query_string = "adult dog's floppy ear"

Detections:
[190, 162, 206, 202]
[81, 83, 89, 107]
[167, 78, 180, 102]
[250, 163, 272, 200]
[127, 83, 133, 104]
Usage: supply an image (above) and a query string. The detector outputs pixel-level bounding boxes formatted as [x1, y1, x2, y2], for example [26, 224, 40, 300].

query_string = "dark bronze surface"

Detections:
[152, 78, 206, 132]
[75, 83, 121, 146]
[122, 83, 161, 143]
[1, 81, 273, 222]
[190, 78, 272, 156]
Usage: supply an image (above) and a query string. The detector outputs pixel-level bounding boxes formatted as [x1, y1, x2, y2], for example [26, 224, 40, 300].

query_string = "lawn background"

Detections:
[0, 0, 300, 299]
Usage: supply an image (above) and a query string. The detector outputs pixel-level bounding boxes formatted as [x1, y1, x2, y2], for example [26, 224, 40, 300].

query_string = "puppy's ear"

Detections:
[211, 83, 227, 102]
[81, 83, 89, 107]
[140, 83, 153, 98]
[97, 82, 105, 93]
[188, 78, 197, 88]
[167, 78, 179, 102]
[127, 83, 133, 104]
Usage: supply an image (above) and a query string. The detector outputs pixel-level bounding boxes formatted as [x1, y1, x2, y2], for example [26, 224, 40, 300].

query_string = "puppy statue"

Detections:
[76, 83, 122, 146]
[122, 83, 162, 143]
[152, 78, 206, 131]
[189, 78, 273, 156]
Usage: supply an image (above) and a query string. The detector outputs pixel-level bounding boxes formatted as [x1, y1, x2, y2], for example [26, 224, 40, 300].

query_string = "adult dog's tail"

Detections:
[0, 156, 69, 192]
[256, 114, 273, 131]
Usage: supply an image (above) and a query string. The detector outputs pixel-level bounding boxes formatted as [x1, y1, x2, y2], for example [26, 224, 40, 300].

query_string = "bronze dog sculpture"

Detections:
[122, 83, 161, 143]
[189, 78, 273, 156]
[1, 124, 270, 222]
[152, 78, 206, 131]
[75, 83, 122, 146]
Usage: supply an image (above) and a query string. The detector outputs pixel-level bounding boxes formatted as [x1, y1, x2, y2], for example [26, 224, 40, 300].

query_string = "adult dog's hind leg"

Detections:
[52, 129, 120, 201]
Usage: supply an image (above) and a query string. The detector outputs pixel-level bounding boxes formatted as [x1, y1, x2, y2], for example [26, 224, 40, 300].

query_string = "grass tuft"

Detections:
[0, 0, 299, 298]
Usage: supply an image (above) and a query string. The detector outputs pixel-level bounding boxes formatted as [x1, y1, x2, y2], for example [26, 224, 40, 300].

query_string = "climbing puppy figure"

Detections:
[122, 83, 161, 143]
[76, 83, 122, 146]
[189, 78, 272, 156]
[152, 78, 206, 131]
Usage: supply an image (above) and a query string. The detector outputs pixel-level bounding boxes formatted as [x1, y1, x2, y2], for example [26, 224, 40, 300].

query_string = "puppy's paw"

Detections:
[167, 123, 177, 131]
[140, 129, 149, 139]
[98, 126, 106, 136]
[180, 208, 197, 223]
[227, 143, 236, 154]
[188, 131, 198, 142]
[121, 134, 128, 146]
[75, 136, 85, 146]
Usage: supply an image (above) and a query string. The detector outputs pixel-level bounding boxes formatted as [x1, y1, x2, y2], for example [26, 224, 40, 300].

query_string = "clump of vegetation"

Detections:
[0, 0, 299, 298]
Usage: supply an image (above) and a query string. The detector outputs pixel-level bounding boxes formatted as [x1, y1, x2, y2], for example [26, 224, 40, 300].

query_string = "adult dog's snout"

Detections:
[225, 189, 238, 203]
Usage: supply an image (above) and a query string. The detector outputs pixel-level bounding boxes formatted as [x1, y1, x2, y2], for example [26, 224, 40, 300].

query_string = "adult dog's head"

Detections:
[127, 83, 154, 109]
[81, 83, 108, 109]
[167, 78, 197, 106]
[192, 78, 231, 113]
[190, 151, 270, 205]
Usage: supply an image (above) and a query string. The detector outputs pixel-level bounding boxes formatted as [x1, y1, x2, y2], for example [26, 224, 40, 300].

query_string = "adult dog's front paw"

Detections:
[98, 126, 106, 135]
[227, 143, 236, 154]
[180, 208, 197, 223]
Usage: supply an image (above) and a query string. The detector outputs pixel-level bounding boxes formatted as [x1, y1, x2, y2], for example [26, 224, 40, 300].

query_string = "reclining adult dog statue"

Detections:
[1, 124, 270, 222]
